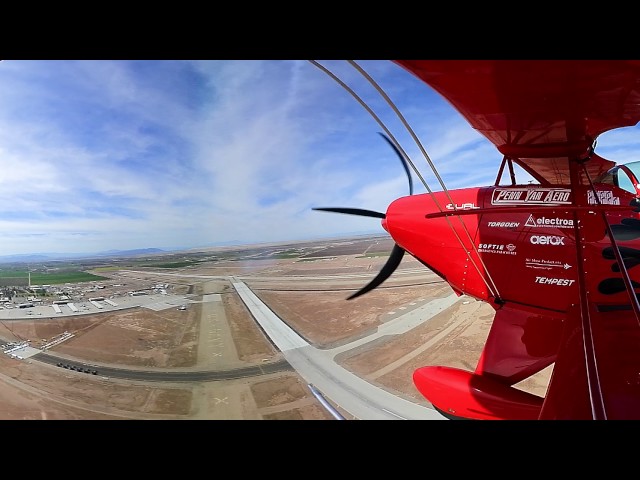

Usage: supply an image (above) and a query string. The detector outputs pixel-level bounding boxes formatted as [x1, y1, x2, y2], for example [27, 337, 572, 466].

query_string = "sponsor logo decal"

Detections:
[535, 276, 576, 286]
[492, 188, 572, 205]
[525, 258, 572, 270]
[446, 203, 479, 210]
[487, 221, 520, 228]
[477, 243, 517, 255]
[587, 190, 620, 205]
[524, 214, 574, 229]
[530, 235, 566, 246]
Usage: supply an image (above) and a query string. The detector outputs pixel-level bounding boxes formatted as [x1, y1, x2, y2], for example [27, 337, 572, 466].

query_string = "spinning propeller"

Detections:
[313, 132, 413, 300]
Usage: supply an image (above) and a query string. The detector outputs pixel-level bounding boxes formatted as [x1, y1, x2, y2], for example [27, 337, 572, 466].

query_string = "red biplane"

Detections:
[315, 60, 640, 420]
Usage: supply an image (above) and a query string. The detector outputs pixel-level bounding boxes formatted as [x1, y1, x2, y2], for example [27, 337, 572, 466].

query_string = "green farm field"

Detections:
[0, 269, 108, 285]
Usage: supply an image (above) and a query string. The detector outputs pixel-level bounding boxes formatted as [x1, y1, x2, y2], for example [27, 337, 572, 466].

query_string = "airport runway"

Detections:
[232, 281, 451, 420]
[0, 273, 452, 420]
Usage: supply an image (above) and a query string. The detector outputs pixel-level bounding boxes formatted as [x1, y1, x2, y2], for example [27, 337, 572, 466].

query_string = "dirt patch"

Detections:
[224, 292, 280, 362]
[254, 284, 445, 346]
[0, 353, 194, 419]
[251, 373, 334, 420]
[40, 306, 200, 368]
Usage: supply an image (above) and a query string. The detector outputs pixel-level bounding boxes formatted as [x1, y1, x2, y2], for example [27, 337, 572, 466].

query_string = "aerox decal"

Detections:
[530, 235, 565, 246]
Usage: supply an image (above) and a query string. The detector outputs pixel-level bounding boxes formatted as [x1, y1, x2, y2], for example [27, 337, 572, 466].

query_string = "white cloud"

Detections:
[0, 60, 636, 256]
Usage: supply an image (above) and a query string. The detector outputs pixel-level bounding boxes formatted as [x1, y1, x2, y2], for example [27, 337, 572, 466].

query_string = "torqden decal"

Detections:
[487, 221, 520, 228]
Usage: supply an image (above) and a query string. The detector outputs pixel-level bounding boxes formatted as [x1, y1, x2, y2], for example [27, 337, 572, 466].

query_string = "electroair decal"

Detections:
[491, 188, 572, 205]
[477, 243, 517, 255]
[524, 214, 574, 229]
[525, 258, 572, 270]
[587, 190, 620, 205]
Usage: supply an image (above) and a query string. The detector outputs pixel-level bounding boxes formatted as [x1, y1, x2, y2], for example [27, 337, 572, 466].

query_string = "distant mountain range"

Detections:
[0, 248, 167, 264]
[0, 232, 384, 264]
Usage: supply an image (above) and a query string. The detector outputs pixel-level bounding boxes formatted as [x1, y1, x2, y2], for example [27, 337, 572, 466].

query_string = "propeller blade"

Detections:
[378, 132, 413, 195]
[313, 133, 413, 300]
[312, 207, 385, 219]
[347, 244, 405, 300]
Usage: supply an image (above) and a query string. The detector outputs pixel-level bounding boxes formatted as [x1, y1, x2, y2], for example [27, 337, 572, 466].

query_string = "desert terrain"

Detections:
[0, 235, 552, 420]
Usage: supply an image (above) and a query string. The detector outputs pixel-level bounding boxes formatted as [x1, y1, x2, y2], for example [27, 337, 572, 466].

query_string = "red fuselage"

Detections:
[382, 183, 640, 419]
[383, 184, 639, 312]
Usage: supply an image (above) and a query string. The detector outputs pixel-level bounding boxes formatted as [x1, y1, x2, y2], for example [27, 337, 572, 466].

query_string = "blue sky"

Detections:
[0, 59, 638, 256]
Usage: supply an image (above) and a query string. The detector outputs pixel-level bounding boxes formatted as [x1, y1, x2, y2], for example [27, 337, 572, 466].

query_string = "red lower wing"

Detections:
[414, 302, 640, 419]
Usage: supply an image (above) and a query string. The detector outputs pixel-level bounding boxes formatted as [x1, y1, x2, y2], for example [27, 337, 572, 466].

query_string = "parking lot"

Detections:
[0, 292, 193, 320]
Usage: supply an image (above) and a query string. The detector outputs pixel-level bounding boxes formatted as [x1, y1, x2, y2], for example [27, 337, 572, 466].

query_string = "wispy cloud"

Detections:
[0, 60, 636, 255]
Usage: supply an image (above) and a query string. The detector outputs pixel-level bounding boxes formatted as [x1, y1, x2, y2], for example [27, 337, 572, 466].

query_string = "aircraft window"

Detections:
[600, 163, 640, 196]
[623, 161, 640, 179]
[617, 170, 636, 194]
[622, 161, 640, 195]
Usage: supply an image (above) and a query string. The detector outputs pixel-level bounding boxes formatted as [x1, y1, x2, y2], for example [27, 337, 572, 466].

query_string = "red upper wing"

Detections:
[394, 60, 640, 184]
[393, 60, 640, 418]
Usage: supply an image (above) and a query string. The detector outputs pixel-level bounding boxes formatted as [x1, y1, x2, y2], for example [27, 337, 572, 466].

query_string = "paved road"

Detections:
[32, 353, 293, 381]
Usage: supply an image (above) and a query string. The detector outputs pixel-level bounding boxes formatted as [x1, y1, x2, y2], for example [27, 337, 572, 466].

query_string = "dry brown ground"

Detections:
[0, 237, 551, 420]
